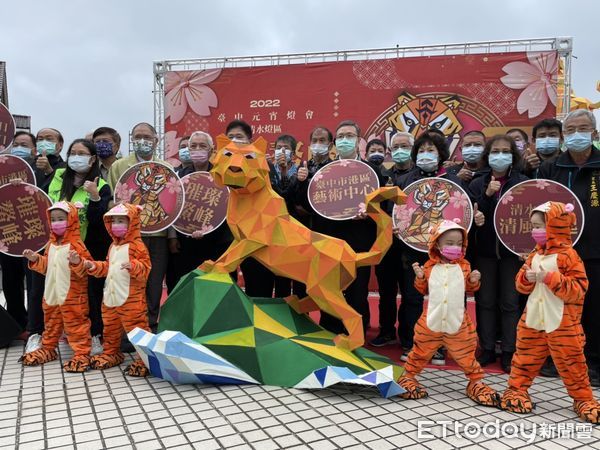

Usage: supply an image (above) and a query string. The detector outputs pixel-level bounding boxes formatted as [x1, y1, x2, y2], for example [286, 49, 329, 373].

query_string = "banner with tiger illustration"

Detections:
[162, 51, 559, 166]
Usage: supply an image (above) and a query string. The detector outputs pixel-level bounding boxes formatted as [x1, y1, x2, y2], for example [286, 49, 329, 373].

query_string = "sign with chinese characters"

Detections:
[494, 179, 584, 256]
[393, 177, 473, 253]
[173, 171, 229, 236]
[0, 102, 15, 151]
[0, 183, 52, 257]
[114, 162, 185, 234]
[163, 52, 559, 165]
[307, 160, 379, 220]
[0, 154, 36, 185]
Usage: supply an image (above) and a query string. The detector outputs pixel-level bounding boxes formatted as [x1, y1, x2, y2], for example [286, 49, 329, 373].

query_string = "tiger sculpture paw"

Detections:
[466, 381, 500, 407]
[20, 348, 58, 366]
[574, 400, 600, 424]
[90, 353, 125, 370]
[63, 355, 91, 373]
[500, 389, 534, 413]
[125, 359, 150, 377]
[398, 377, 428, 399]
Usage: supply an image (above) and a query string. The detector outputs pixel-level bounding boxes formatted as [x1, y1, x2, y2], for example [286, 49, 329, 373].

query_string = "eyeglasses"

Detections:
[336, 133, 358, 140]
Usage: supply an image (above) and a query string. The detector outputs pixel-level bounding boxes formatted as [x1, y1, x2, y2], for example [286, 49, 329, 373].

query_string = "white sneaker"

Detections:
[25, 333, 42, 354]
[91, 335, 103, 356]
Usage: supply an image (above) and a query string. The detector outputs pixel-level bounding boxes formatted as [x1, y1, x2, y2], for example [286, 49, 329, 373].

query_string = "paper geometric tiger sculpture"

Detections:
[129, 269, 405, 398]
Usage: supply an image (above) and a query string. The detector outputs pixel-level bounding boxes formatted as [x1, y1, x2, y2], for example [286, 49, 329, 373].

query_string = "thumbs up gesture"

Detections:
[485, 176, 501, 197]
[524, 264, 537, 282]
[84, 177, 100, 200]
[473, 202, 485, 227]
[412, 262, 425, 279]
[297, 161, 309, 182]
[36, 150, 52, 174]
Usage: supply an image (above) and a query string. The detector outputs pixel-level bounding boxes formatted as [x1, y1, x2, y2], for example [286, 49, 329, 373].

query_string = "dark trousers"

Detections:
[27, 270, 45, 335]
[142, 236, 169, 332]
[88, 276, 105, 337]
[319, 265, 371, 334]
[274, 276, 307, 299]
[475, 255, 522, 353]
[374, 240, 425, 349]
[582, 259, 600, 366]
[0, 253, 28, 329]
[241, 258, 275, 297]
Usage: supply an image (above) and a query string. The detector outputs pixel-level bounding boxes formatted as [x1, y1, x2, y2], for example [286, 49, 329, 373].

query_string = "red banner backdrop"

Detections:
[163, 51, 559, 165]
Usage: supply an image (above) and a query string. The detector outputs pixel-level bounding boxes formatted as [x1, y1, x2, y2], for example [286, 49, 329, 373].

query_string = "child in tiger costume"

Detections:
[83, 203, 152, 377]
[21, 201, 93, 373]
[398, 219, 500, 407]
[500, 201, 600, 424]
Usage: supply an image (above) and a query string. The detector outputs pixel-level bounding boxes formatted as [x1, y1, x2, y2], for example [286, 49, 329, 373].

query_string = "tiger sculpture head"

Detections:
[211, 135, 270, 194]
[388, 91, 463, 139]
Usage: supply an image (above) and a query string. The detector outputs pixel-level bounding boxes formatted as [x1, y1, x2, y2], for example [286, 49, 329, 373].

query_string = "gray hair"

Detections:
[563, 109, 597, 129]
[189, 130, 214, 148]
[390, 131, 415, 146]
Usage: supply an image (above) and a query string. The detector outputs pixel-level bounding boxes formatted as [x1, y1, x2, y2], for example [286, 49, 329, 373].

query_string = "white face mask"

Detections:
[67, 155, 92, 173]
[310, 144, 329, 156]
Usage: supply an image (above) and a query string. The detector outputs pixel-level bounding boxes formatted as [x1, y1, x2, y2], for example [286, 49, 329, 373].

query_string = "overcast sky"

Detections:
[1, 0, 599, 153]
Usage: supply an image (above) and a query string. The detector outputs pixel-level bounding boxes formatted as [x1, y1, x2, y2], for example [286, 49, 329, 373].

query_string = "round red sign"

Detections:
[0, 154, 36, 186]
[173, 171, 229, 236]
[0, 103, 15, 151]
[494, 179, 584, 256]
[307, 159, 379, 220]
[393, 177, 473, 253]
[0, 183, 52, 257]
[114, 161, 185, 234]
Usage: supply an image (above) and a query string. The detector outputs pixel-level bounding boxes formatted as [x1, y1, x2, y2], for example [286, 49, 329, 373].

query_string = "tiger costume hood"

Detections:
[103, 203, 144, 243]
[47, 201, 84, 244]
[427, 219, 468, 263]
[531, 201, 576, 253]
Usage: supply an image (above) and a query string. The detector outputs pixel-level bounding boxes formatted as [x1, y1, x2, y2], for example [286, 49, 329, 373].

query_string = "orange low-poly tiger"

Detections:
[199, 136, 405, 350]
[500, 201, 600, 424]
[398, 219, 500, 407]
[85, 203, 152, 377]
[21, 201, 93, 373]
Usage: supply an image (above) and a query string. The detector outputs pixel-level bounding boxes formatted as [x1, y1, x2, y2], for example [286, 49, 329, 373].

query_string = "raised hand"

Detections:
[83, 177, 100, 199]
[524, 264, 537, 283]
[485, 176, 501, 197]
[83, 260, 95, 270]
[412, 262, 425, 279]
[22, 249, 39, 262]
[297, 161, 308, 182]
[35, 151, 52, 174]
[191, 230, 204, 240]
[457, 167, 474, 183]
[469, 270, 481, 283]
[68, 250, 81, 265]
[473, 203, 485, 227]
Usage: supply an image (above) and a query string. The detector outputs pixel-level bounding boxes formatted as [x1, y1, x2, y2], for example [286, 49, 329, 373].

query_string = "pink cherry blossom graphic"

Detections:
[313, 172, 323, 182]
[0, 155, 8, 164]
[166, 176, 182, 195]
[164, 130, 180, 166]
[535, 179, 551, 190]
[501, 193, 514, 205]
[394, 204, 416, 229]
[358, 202, 366, 215]
[0, 241, 8, 253]
[450, 191, 469, 209]
[24, 184, 38, 196]
[165, 70, 222, 124]
[115, 183, 135, 201]
[500, 52, 558, 119]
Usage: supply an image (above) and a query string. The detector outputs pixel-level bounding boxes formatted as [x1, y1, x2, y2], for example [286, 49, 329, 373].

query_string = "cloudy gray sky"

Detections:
[1, 0, 599, 153]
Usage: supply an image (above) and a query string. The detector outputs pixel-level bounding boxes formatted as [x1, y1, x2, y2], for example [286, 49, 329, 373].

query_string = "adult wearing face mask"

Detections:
[92, 127, 121, 180]
[521, 118, 563, 178]
[370, 132, 417, 347]
[311, 120, 386, 337]
[468, 135, 528, 374]
[395, 132, 451, 364]
[175, 135, 191, 170]
[0, 131, 38, 335]
[446, 131, 489, 190]
[166, 131, 234, 293]
[365, 138, 387, 168]
[537, 109, 600, 386]
[34, 128, 67, 192]
[47, 138, 111, 355]
[107, 122, 170, 334]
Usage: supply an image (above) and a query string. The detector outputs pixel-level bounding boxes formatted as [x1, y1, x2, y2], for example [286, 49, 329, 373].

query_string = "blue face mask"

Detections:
[535, 137, 560, 155]
[462, 146, 484, 163]
[178, 147, 191, 163]
[416, 151, 438, 173]
[564, 132, 592, 153]
[37, 140, 57, 155]
[368, 152, 385, 166]
[391, 148, 411, 164]
[11, 146, 32, 160]
[95, 141, 114, 159]
[488, 153, 513, 172]
[335, 138, 357, 158]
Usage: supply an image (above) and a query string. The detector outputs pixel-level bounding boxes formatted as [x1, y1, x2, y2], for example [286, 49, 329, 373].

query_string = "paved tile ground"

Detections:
[2, 338, 600, 450]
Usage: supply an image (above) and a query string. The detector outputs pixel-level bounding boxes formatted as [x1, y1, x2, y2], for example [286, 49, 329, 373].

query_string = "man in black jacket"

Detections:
[537, 109, 600, 385]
